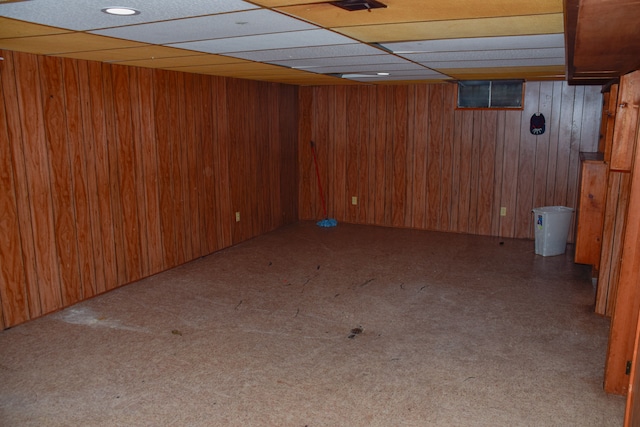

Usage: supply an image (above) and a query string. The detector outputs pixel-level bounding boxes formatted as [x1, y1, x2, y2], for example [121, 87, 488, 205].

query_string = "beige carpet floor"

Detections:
[0, 222, 626, 426]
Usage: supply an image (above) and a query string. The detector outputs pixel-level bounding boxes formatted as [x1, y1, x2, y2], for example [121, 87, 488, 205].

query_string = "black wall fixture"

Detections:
[530, 113, 546, 135]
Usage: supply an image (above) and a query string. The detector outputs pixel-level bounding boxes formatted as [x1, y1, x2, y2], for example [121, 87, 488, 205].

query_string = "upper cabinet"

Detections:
[611, 72, 640, 172]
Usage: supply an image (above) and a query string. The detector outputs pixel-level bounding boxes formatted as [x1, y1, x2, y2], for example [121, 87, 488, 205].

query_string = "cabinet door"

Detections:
[611, 71, 640, 171]
[574, 159, 608, 267]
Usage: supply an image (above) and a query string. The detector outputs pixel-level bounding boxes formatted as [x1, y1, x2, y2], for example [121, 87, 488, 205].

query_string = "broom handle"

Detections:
[310, 141, 328, 218]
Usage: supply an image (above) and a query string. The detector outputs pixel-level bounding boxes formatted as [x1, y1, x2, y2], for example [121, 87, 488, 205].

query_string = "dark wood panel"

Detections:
[14, 53, 62, 314]
[514, 82, 539, 239]
[0, 69, 30, 326]
[135, 67, 164, 274]
[280, 85, 299, 226]
[374, 88, 387, 226]
[365, 87, 377, 225]
[499, 111, 521, 238]
[298, 87, 313, 222]
[197, 75, 217, 254]
[467, 110, 482, 235]
[440, 87, 455, 232]
[227, 78, 249, 244]
[412, 85, 429, 229]
[183, 73, 205, 257]
[427, 85, 443, 231]
[172, 72, 190, 264]
[214, 77, 232, 250]
[61, 58, 97, 300]
[39, 55, 83, 306]
[87, 61, 118, 292]
[112, 65, 143, 283]
[0, 50, 40, 321]
[477, 110, 497, 236]
[456, 110, 474, 233]
[334, 86, 347, 223]
[153, 70, 178, 269]
[127, 67, 151, 278]
[404, 86, 416, 228]
[346, 87, 360, 224]
[101, 64, 127, 286]
[392, 86, 408, 228]
[491, 112, 506, 237]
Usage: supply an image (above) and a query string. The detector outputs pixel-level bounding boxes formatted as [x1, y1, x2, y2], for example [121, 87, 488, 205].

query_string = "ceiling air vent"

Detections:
[330, 0, 387, 12]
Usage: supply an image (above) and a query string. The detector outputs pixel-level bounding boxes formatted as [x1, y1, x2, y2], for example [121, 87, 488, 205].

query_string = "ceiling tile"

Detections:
[0, 32, 146, 55]
[335, 14, 564, 43]
[0, 0, 257, 31]
[57, 45, 200, 63]
[225, 43, 386, 62]
[163, 61, 286, 76]
[0, 17, 70, 38]
[271, 54, 413, 69]
[170, 29, 355, 54]
[117, 55, 246, 69]
[252, 0, 325, 6]
[303, 63, 433, 74]
[278, 0, 563, 28]
[382, 34, 565, 54]
[401, 48, 565, 63]
[422, 57, 565, 69]
[91, 9, 317, 45]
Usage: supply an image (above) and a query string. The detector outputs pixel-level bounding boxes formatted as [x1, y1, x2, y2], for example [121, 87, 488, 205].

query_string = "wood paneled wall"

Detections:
[0, 50, 298, 329]
[298, 82, 602, 240]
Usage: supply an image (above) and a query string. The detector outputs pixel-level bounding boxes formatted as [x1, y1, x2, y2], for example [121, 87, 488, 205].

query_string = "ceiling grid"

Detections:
[0, 0, 596, 85]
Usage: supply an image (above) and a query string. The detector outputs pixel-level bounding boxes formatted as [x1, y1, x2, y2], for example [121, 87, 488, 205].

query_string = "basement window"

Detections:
[457, 80, 523, 109]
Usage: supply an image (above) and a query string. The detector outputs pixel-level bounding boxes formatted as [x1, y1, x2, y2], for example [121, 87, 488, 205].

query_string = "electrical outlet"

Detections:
[235, 212, 240, 222]
[500, 207, 507, 217]
[352, 196, 358, 205]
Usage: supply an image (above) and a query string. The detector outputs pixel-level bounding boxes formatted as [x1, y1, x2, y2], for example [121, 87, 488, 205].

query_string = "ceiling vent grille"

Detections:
[330, 0, 387, 12]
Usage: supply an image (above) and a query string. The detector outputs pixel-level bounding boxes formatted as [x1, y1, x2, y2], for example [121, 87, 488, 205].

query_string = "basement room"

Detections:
[1, 0, 640, 425]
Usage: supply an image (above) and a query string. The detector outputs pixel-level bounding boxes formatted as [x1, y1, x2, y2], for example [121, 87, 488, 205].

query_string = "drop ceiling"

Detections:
[0, 0, 635, 86]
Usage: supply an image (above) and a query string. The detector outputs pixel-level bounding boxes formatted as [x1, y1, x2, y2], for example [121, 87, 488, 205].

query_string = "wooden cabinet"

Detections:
[574, 152, 608, 270]
[611, 72, 640, 171]
[603, 69, 640, 396]
[596, 171, 631, 316]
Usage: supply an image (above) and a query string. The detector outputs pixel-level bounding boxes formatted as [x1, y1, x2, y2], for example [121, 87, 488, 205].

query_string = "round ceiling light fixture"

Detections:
[101, 7, 140, 16]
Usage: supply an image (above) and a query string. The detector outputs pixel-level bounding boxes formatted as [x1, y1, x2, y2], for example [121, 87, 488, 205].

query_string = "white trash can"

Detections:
[532, 206, 574, 256]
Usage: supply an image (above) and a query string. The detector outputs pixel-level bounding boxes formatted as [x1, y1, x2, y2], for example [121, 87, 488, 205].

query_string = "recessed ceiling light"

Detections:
[377, 72, 390, 76]
[101, 7, 140, 16]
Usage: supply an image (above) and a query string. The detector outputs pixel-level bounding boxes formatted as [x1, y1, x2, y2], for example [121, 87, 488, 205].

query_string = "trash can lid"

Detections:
[532, 206, 574, 213]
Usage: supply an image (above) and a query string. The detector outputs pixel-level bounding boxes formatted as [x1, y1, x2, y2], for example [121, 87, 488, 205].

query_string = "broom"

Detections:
[310, 141, 337, 228]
